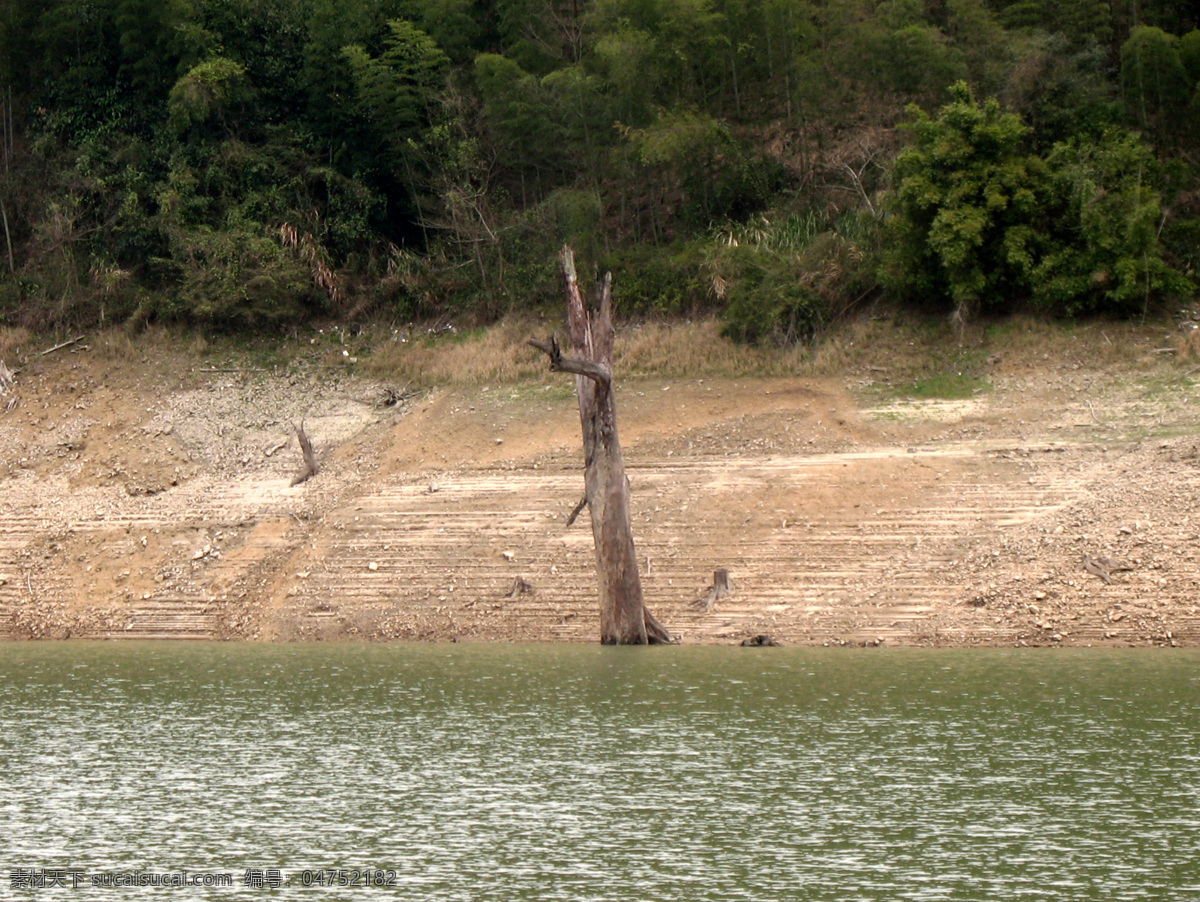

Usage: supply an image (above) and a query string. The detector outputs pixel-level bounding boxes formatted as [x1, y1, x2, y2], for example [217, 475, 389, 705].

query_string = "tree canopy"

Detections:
[0, 0, 1197, 334]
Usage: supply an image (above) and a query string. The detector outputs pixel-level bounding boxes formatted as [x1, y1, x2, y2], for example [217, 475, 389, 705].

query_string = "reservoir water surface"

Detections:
[2, 642, 1199, 900]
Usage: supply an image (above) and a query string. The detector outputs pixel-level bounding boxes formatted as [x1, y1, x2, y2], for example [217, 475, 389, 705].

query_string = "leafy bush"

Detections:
[884, 82, 1049, 322]
[168, 57, 253, 138]
[600, 243, 710, 315]
[885, 83, 1191, 321]
[143, 225, 320, 326]
[1120, 26, 1194, 144]
[1034, 130, 1191, 315]
[716, 245, 825, 345]
[713, 207, 881, 345]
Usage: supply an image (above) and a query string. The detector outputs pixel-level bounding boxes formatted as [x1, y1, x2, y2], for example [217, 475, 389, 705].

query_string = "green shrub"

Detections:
[718, 245, 825, 345]
[1034, 130, 1192, 315]
[885, 84, 1190, 321]
[600, 243, 710, 315]
[713, 207, 881, 345]
[145, 225, 320, 325]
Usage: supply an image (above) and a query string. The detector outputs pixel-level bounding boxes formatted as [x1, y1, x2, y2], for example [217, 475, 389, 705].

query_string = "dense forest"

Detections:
[0, 0, 1198, 341]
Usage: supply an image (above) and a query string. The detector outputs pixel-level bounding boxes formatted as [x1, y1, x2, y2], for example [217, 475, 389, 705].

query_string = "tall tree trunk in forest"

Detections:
[530, 246, 671, 645]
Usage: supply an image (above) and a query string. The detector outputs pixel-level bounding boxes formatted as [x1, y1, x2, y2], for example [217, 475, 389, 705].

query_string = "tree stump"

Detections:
[698, 568, 733, 612]
[290, 422, 319, 486]
[530, 246, 671, 645]
[507, 576, 536, 597]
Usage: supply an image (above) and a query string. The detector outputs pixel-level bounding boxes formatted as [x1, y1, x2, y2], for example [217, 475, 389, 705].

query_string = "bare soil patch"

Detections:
[2, 317, 1199, 646]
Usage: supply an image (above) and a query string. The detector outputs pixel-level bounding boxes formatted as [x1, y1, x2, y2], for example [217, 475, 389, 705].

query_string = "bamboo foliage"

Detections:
[0, 0, 1198, 329]
[280, 223, 342, 307]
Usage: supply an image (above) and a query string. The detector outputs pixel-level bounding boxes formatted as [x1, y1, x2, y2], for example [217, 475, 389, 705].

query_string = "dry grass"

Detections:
[365, 318, 552, 386]
[366, 316, 833, 385]
[90, 328, 139, 363]
[983, 316, 1178, 373]
[0, 326, 31, 359]
[188, 332, 210, 356]
[1173, 325, 1200, 361]
[615, 319, 809, 378]
[804, 315, 902, 377]
[90, 326, 205, 373]
[809, 313, 1186, 387]
[362, 312, 1196, 389]
[21, 312, 1193, 394]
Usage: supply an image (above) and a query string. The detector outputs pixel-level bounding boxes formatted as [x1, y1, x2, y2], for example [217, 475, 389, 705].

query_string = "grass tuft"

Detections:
[0, 326, 32, 359]
[365, 318, 552, 386]
[365, 316, 831, 385]
[615, 319, 809, 378]
[901, 373, 990, 399]
[90, 328, 138, 363]
[1173, 325, 1200, 361]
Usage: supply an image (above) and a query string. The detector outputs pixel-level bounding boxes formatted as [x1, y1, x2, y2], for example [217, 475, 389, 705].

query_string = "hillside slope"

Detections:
[2, 324, 1199, 646]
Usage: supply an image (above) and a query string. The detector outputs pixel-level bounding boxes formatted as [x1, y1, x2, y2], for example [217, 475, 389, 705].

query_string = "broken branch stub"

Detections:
[565, 494, 588, 527]
[507, 577, 536, 597]
[528, 335, 612, 385]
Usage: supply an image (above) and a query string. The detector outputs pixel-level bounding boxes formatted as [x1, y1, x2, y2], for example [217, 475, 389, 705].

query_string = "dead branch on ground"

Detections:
[40, 335, 85, 356]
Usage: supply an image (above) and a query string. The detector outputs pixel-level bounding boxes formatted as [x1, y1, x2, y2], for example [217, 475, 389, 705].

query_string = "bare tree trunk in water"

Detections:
[530, 246, 671, 644]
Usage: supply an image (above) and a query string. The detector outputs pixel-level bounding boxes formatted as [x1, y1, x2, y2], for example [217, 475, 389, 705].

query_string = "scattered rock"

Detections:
[507, 577, 535, 597]
[741, 634, 781, 647]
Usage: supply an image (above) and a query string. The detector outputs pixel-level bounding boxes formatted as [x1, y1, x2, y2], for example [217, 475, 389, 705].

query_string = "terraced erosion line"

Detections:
[0, 476, 304, 639]
[272, 446, 1086, 644]
[0, 441, 1088, 643]
[5, 344, 1200, 645]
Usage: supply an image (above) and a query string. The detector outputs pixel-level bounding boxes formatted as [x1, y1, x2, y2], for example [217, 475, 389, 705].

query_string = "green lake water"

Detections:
[2, 642, 1199, 900]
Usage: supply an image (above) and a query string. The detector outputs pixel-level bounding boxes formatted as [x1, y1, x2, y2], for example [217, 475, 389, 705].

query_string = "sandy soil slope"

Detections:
[2, 325, 1199, 646]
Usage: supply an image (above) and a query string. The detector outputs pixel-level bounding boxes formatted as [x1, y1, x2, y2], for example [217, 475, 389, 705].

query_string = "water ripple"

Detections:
[1, 644, 1198, 900]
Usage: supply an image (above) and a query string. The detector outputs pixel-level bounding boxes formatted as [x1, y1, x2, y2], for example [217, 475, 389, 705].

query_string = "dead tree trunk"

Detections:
[290, 421, 319, 486]
[530, 246, 671, 645]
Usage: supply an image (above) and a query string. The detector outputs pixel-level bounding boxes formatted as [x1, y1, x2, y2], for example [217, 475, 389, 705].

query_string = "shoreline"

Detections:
[3, 319, 1199, 648]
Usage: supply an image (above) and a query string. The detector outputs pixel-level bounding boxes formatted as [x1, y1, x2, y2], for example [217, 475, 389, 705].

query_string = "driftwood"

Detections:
[697, 568, 733, 611]
[290, 422, 319, 486]
[1083, 554, 1133, 585]
[40, 335, 85, 356]
[377, 384, 417, 408]
[530, 246, 671, 645]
